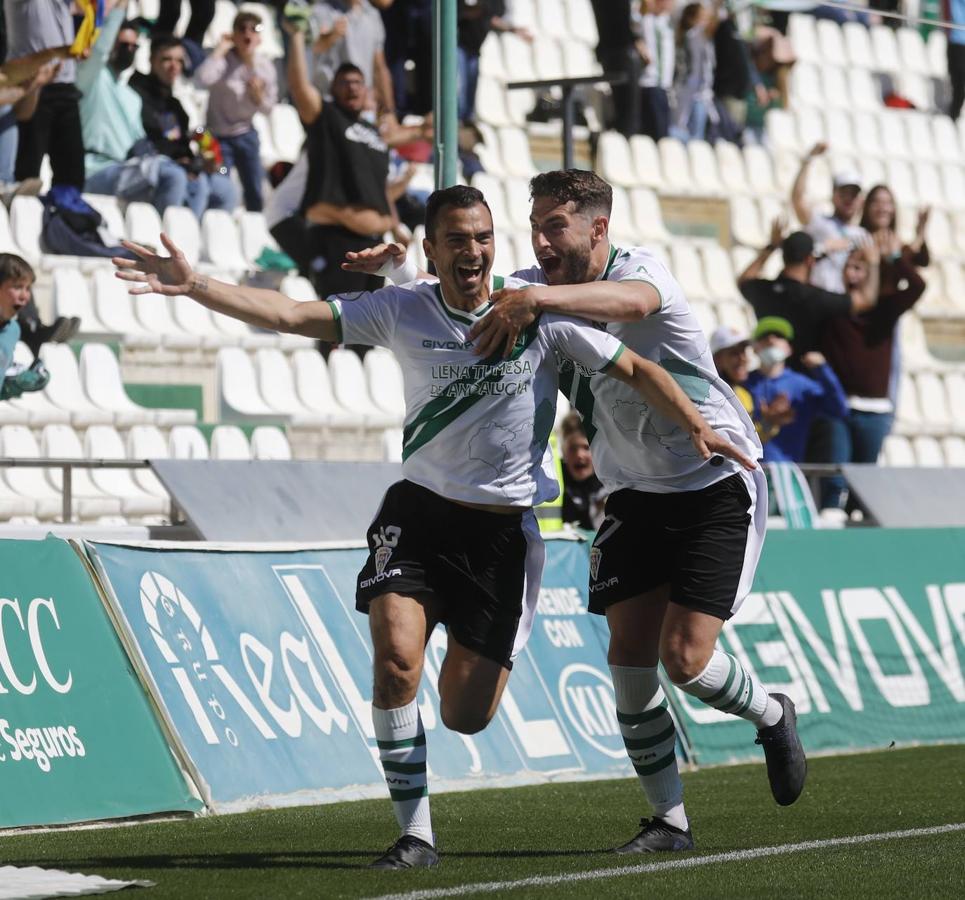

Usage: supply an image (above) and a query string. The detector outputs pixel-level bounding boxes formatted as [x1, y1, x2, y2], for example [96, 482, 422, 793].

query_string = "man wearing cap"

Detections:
[737, 216, 879, 367]
[710, 324, 792, 446]
[745, 317, 848, 463]
[791, 142, 869, 293]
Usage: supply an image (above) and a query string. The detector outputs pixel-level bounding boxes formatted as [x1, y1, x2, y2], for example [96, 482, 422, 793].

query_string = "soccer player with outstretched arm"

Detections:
[346, 171, 807, 855]
[115, 184, 756, 869]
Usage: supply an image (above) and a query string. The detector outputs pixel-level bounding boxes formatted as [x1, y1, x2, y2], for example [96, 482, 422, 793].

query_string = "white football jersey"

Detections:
[514, 245, 762, 494]
[330, 277, 625, 507]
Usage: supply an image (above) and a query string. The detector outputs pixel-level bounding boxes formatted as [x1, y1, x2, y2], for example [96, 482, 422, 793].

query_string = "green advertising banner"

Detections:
[671, 528, 965, 765]
[0, 537, 201, 827]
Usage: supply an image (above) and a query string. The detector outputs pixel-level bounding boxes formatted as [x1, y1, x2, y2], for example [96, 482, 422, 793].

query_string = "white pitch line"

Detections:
[365, 822, 965, 900]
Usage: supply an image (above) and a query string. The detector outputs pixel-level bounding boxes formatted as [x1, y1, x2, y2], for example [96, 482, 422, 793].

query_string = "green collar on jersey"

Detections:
[433, 277, 504, 325]
[599, 245, 620, 281]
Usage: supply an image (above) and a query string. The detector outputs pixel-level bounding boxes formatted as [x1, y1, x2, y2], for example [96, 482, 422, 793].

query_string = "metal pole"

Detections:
[432, 0, 458, 189]
[561, 85, 575, 171]
[62, 464, 72, 523]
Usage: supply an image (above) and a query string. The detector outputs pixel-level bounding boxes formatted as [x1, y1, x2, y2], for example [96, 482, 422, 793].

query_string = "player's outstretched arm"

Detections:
[113, 234, 340, 341]
[341, 241, 427, 283]
[607, 348, 758, 471]
[471, 281, 659, 358]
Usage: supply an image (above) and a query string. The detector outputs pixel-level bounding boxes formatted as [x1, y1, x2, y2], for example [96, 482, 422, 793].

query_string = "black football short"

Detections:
[588, 470, 766, 621]
[356, 480, 543, 669]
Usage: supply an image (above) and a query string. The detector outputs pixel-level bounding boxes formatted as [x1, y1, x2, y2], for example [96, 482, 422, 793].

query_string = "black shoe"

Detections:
[369, 834, 439, 870]
[613, 817, 695, 854]
[47, 316, 80, 343]
[755, 692, 807, 806]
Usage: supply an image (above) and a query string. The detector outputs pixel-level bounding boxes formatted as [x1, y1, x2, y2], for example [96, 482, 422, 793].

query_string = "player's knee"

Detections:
[661, 640, 711, 685]
[440, 701, 491, 735]
[373, 652, 421, 707]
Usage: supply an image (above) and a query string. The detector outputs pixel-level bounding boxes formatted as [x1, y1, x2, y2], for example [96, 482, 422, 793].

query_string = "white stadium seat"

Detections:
[328, 348, 397, 428]
[163, 206, 202, 268]
[240, 211, 282, 269]
[629, 134, 663, 189]
[51, 268, 111, 337]
[629, 188, 671, 242]
[9, 195, 43, 265]
[942, 436, 965, 466]
[363, 348, 406, 422]
[254, 347, 328, 426]
[125, 425, 170, 497]
[597, 131, 638, 189]
[291, 348, 366, 427]
[882, 434, 914, 466]
[125, 201, 163, 250]
[687, 140, 724, 195]
[0, 343, 71, 427]
[39, 343, 115, 427]
[251, 426, 292, 460]
[169, 425, 210, 459]
[0, 425, 65, 518]
[201, 209, 245, 271]
[912, 435, 945, 467]
[269, 103, 305, 163]
[657, 137, 692, 193]
[916, 371, 953, 433]
[91, 269, 159, 350]
[715, 140, 750, 193]
[217, 347, 278, 422]
[210, 424, 251, 459]
[81, 427, 162, 518]
[870, 24, 900, 73]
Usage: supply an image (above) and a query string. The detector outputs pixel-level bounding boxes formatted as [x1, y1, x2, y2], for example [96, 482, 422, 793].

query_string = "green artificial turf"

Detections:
[3, 745, 963, 899]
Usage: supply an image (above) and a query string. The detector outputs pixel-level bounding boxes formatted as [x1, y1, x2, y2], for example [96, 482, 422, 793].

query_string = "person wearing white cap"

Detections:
[790, 142, 871, 294]
[710, 324, 792, 446]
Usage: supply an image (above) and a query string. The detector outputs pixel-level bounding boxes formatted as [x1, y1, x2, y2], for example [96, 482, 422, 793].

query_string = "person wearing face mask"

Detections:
[744, 317, 848, 464]
[78, 10, 191, 214]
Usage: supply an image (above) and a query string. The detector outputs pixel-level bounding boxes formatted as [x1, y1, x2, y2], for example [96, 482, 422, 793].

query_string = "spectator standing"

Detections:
[711, 3, 765, 143]
[948, 0, 965, 119]
[745, 317, 848, 463]
[559, 412, 607, 531]
[591, 0, 638, 135]
[4, 0, 84, 189]
[671, 0, 721, 143]
[791, 143, 868, 292]
[271, 22, 392, 302]
[381, 0, 432, 117]
[195, 10, 277, 212]
[311, 0, 395, 118]
[129, 36, 238, 220]
[79, 11, 190, 214]
[738, 221, 880, 365]
[456, 0, 532, 125]
[631, 0, 675, 141]
[819, 246, 926, 508]
[153, 0, 215, 68]
[742, 26, 794, 144]
[859, 184, 930, 292]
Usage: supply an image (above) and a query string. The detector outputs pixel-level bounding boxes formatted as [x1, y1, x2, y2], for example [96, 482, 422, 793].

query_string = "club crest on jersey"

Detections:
[589, 547, 602, 581]
[375, 545, 393, 575]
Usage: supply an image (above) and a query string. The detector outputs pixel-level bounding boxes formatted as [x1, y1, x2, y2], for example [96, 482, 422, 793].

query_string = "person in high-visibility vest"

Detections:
[534, 429, 564, 532]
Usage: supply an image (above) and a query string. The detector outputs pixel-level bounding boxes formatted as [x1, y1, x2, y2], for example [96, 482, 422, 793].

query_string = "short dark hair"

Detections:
[333, 62, 364, 81]
[424, 185, 491, 241]
[119, 19, 139, 34]
[232, 11, 262, 31]
[0, 252, 35, 285]
[529, 169, 612, 218]
[781, 231, 815, 265]
[150, 34, 183, 58]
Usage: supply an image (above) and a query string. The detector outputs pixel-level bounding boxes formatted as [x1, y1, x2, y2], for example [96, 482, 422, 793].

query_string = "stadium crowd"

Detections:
[0, 0, 960, 523]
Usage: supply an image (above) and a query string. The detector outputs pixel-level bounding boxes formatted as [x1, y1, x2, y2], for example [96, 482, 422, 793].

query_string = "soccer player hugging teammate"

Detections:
[114, 184, 753, 869]
[361, 171, 808, 853]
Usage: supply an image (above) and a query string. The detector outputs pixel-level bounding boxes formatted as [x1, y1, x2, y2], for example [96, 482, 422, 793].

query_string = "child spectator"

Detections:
[559, 412, 607, 531]
[195, 10, 278, 212]
[129, 35, 238, 220]
[745, 317, 848, 463]
[0, 253, 51, 401]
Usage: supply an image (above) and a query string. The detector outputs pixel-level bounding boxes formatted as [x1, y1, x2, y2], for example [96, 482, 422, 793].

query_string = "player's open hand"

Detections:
[470, 286, 540, 358]
[341, 241, 407, 274]
[113, 234, 195, 296]
[691, 425, 758, 471]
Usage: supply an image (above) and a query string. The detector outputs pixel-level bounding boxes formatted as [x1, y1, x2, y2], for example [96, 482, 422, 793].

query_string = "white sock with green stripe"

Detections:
[372, 700, 433, 845]
[610, 665, 688, 832]
[675, 650, 782, 728]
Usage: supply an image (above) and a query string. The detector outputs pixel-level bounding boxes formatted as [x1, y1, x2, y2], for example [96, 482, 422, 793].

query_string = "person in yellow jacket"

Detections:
[710, 325, 792, 444]
[535, 429, 565, 532]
